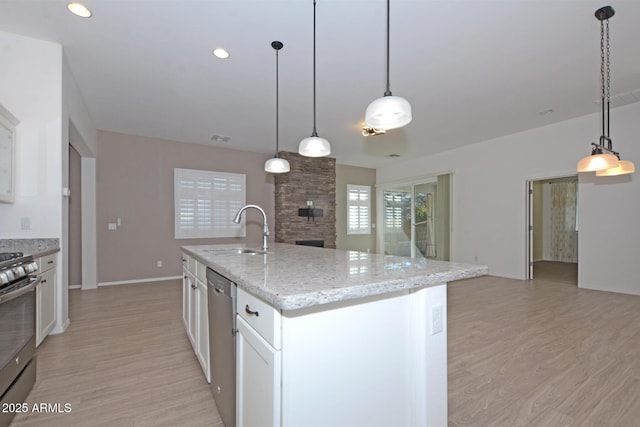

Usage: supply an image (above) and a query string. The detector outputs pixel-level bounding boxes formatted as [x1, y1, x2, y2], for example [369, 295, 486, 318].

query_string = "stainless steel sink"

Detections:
[230, 248, 266, 255]
[200, 248, 266, 255]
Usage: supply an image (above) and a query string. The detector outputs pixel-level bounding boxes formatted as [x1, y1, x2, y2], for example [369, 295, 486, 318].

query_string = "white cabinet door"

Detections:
[236, 315, 281, 427]
[182, 266, 189, 330]
[195, 278, 210, 382]
[186, 272, 197, 346]
[36, 268, 56, 347]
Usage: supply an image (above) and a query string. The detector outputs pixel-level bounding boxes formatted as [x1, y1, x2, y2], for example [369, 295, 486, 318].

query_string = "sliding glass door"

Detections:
[379, 174, 450, 260]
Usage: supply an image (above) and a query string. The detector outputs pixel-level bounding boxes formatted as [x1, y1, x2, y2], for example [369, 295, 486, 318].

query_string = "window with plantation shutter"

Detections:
[347, 184, 371, 235]
[174, 168, 245, 239]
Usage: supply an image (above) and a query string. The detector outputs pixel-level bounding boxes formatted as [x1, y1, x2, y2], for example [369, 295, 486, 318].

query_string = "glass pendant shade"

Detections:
[595, 159, 635, 176]
[365, 95, 412, 130]
[265, 156, 290, 173]
[577, 153, 619, 172]
[298, 135, 331, 157]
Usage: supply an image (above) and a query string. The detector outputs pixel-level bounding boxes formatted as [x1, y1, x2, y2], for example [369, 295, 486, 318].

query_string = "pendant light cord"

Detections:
[606, 18, 611, 146]
[384, 0, 392, 96]
[599, 16, 613, 150]
[311, 0, 318, 137]
[276, 47, 280, 155]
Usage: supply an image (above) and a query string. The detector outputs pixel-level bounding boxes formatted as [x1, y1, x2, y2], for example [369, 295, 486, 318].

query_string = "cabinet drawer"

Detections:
[182, 254, 196, 274]
[237, 288, 281, 349]
[196, 260, 206, 284]
[37, 253, 57, 274]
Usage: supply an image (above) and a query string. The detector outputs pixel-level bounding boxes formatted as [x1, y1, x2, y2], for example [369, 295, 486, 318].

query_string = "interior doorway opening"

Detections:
[526, 176, 578, 284]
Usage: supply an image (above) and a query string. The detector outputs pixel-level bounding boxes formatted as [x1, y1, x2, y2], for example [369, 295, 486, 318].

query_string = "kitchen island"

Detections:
[182, 243, 487, 427]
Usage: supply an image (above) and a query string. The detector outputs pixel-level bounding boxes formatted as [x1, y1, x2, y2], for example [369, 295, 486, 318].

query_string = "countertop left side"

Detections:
[0, 238, 60, 257]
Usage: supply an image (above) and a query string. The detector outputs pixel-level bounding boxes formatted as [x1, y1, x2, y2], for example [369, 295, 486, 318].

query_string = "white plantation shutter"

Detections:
[174, 168, 245, 239]
[347, 184, 371, 235]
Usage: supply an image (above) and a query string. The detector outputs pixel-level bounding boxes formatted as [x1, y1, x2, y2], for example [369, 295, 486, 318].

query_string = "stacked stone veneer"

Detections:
[274, 151, 336, 248]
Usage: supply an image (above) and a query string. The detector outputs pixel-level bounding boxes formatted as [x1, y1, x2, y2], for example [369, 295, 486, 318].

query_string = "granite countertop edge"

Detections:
[182, 244, 488, 311]
[0, 238, 61, 258]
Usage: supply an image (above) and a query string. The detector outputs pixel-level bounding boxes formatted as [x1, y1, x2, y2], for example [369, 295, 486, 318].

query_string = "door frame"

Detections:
[525, 174, 578, 280]
[376, 173, 451, 259]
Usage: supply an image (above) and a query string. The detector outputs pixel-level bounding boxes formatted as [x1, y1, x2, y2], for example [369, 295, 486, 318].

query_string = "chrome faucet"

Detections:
[232, 204, 269, 251]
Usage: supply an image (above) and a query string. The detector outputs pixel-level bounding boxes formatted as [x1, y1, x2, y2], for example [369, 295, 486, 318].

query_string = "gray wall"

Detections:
[335, 164, 376, 253]
[97, 130, 274, 284]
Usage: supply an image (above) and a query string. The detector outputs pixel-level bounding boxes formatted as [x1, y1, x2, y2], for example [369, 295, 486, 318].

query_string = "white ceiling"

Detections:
[1, 0, 639, 169]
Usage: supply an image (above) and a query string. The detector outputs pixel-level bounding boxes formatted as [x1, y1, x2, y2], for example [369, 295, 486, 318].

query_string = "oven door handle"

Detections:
[0, 277, 40, 304]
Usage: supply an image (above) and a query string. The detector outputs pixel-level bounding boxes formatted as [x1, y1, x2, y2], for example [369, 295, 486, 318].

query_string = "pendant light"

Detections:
[298, 0, 331, 157]
[364, 0, 412, 130]
[265, 41, 290, 173]
[577, 6, 635, 176]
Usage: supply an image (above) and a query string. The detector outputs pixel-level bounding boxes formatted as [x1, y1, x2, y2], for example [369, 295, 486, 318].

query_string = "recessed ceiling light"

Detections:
[212, 48, 230, 59]
[67, 2, 92, 18]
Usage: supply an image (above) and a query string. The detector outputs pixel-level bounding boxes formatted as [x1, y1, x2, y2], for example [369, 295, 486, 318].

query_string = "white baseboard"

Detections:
[69, 284, 82, 290]
[51, 317, 70, 335]
[98, 275, 182, 287]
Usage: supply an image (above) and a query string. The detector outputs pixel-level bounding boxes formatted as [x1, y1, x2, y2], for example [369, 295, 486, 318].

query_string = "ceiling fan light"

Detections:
[265, 157, 290, 173]
[595, 159, 635, 176]
[365, 95, 412, 130]
[577, 153, 619, 172]
[298, 136, 331, 157]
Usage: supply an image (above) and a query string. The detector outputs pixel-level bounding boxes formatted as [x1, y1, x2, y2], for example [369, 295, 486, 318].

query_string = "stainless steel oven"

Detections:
[0, 252, 39, 427]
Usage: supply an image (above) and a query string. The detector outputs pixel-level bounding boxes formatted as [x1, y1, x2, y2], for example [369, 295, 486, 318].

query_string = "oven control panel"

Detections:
[0, 261, 38, 285]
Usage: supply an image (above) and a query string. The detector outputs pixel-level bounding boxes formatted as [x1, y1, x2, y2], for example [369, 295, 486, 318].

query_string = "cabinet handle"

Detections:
[184, 275, 187, 279]
[182, 259, 186, 262]
[41, 279, 47, 284]
[47, 260, 54, 264]
[245, 305, 259, 317]
[191, 283, 197, 290]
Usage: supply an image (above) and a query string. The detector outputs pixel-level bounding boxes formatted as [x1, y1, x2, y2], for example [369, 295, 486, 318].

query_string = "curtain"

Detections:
[549, 181, 577, 262]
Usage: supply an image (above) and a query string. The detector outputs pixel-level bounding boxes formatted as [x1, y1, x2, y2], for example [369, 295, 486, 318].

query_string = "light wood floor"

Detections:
[533, 261, 578, 285]
[448, 275, 640, 426]
[11, 273, 640, 426]
[12, 280, 222, 427]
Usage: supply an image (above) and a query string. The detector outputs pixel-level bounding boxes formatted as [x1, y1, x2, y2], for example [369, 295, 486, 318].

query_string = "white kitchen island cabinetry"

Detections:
[181, 254, 210, 382]
[236, 284, 447, 427]
[36, 252, 57, 347]
[182, 243, 487, 427]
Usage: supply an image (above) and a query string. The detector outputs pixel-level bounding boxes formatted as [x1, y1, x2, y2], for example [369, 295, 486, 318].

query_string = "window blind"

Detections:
[347, 184, 371, 235]
[174, 168, 245, 239]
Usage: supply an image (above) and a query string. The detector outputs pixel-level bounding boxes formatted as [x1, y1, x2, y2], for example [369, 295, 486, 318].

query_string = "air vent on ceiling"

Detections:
[211, 134, 231, 142]
[594, 88, 640, 108]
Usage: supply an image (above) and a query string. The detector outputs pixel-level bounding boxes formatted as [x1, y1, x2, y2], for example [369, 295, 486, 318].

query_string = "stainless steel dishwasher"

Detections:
[207, 267, 237, 427]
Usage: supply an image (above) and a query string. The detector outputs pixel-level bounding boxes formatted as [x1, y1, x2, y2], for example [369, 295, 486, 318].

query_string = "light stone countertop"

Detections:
[182, 243, 488, 311]
[0, 238, 60, 258]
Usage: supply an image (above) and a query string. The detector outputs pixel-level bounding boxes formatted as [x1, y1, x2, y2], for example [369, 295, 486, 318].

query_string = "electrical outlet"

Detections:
[21, 217, 31, 230]
[431, 305, 443, 335]
[156, 260, 163, 268]
[108, 223, 117, 230]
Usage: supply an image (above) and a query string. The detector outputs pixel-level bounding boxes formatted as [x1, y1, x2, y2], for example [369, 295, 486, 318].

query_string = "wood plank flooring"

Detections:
[448, 274, 640, 426]
[10, 271, 640, 426]
[11, 280, 222, 427]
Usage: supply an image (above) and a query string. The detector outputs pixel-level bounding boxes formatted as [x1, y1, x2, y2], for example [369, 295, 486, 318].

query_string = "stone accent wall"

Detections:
[274, 151, 336, 248]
